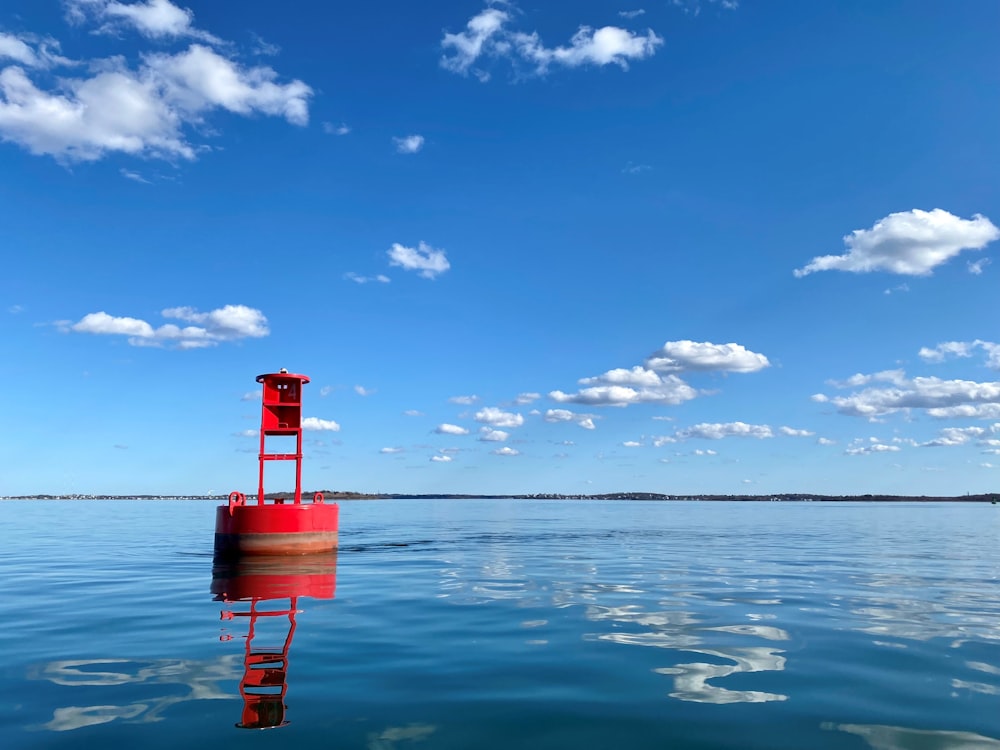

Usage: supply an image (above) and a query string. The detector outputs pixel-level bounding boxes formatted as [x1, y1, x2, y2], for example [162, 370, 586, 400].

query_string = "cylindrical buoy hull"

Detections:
[215, 502, 339, 557]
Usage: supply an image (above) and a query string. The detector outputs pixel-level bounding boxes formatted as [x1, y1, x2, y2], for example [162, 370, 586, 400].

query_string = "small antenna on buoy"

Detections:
[279, 368, 288, 373]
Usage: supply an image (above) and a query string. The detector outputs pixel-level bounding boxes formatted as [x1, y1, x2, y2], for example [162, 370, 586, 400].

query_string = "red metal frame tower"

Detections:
[256, 371, 309, 504]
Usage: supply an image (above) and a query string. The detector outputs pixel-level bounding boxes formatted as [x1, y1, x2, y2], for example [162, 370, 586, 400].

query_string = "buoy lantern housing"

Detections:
[215, 371, 339, 557]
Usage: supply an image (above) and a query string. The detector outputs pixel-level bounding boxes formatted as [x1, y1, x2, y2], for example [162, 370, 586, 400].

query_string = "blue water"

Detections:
[2, 499, 1000, 749]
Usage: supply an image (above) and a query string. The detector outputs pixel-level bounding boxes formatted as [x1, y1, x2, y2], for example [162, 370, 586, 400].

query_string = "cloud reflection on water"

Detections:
[824, 722, 1000, 750]
[28, 656, 240, 731]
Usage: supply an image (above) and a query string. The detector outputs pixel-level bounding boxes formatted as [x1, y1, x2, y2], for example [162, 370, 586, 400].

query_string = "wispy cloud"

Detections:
[393, 134, 424, 154]
[441, 5, 662, 80]
[344, 272, 390, 284]
[323, 121, 350, 135]
[120, 168, 150, 184]
[968, 257, 991, 275]
[66, 0, 222, 43]
[622, 161, 651, 174]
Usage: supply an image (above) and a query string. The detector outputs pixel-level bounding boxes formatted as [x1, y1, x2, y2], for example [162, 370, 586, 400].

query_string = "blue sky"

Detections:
[3, 0, 1000, 497]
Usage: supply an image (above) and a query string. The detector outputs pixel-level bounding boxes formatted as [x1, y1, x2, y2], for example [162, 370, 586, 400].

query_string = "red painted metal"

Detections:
[215, 370, 339, 557]
[213, 556, 336, 729]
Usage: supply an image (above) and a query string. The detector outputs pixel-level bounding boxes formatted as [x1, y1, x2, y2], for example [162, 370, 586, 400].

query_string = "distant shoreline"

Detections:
[4, 492, 998, 502]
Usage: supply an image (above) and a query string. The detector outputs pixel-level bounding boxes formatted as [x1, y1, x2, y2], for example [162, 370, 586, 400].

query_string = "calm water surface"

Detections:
[2, 499, 1000, 749]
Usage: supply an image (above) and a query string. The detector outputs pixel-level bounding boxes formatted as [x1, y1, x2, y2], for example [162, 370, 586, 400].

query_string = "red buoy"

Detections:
[215, 370, 339, 557]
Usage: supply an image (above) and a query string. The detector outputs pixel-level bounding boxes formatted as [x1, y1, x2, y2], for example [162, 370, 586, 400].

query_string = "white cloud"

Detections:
[475, 407, 524, 428]
[692, 449, 717, 456]
[387, 241, 450, 279]
[920, 426, 986, 447]
[515, 392, 540, 405]
[233, 428, 257, 438]
[0, 43, 311, 163]
[0, 33, 38, 66]
[403, 409, 424, 417]
[449, 394, 479, 405]
[512, 25, 663, 74]
[817, 374, 1000, 419]
[671, 0, 739, 14]
[249, 32, 280, 57]
[431, 454, 453, 463]
[646, 340, 770, 373]
[619, 10, 646, 19]
[676, 422, 774, 440]
[492, 446, 520, 456]
[147, 44, 311, 124]
[302, 417, 341, 432]
[380, 447, 403, 454]
[919, 340, 1000, 369]
[926, 404, 1000, 419]
[0, 64, 194, 162]
[120, 168, 150, 183]
[0, 32, 68, 68]
[968, 257, 991, 275]
[622, 161, 651, 174]
[544, 408, 576, 423]
[67, 0, 220, 42]
[323, 121, 350, 135]
[794, 209, 1000, 277]
[240, 391, 260, 401]
[543, 408, 595, 429]
[441, 5, 662, 79]
[580, 365, 663, 387]
[478, 427, 509, 442]
[65, 304, 268, 348]
[163, 304, 269, 338]
[393, 134, 424, 154]
[435, 423, 469, 436]
[817, 437, 836, 446]
[440, 7, 509, 77]
[845, 438, 900, 456]
[344, 272, 390, 284]
[622, 441, 642, 447]
[550, 374, 697, 407]
[779, 426, 814, 437]
[828, 369, 908, 388]
[354, 385, 374, 396]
